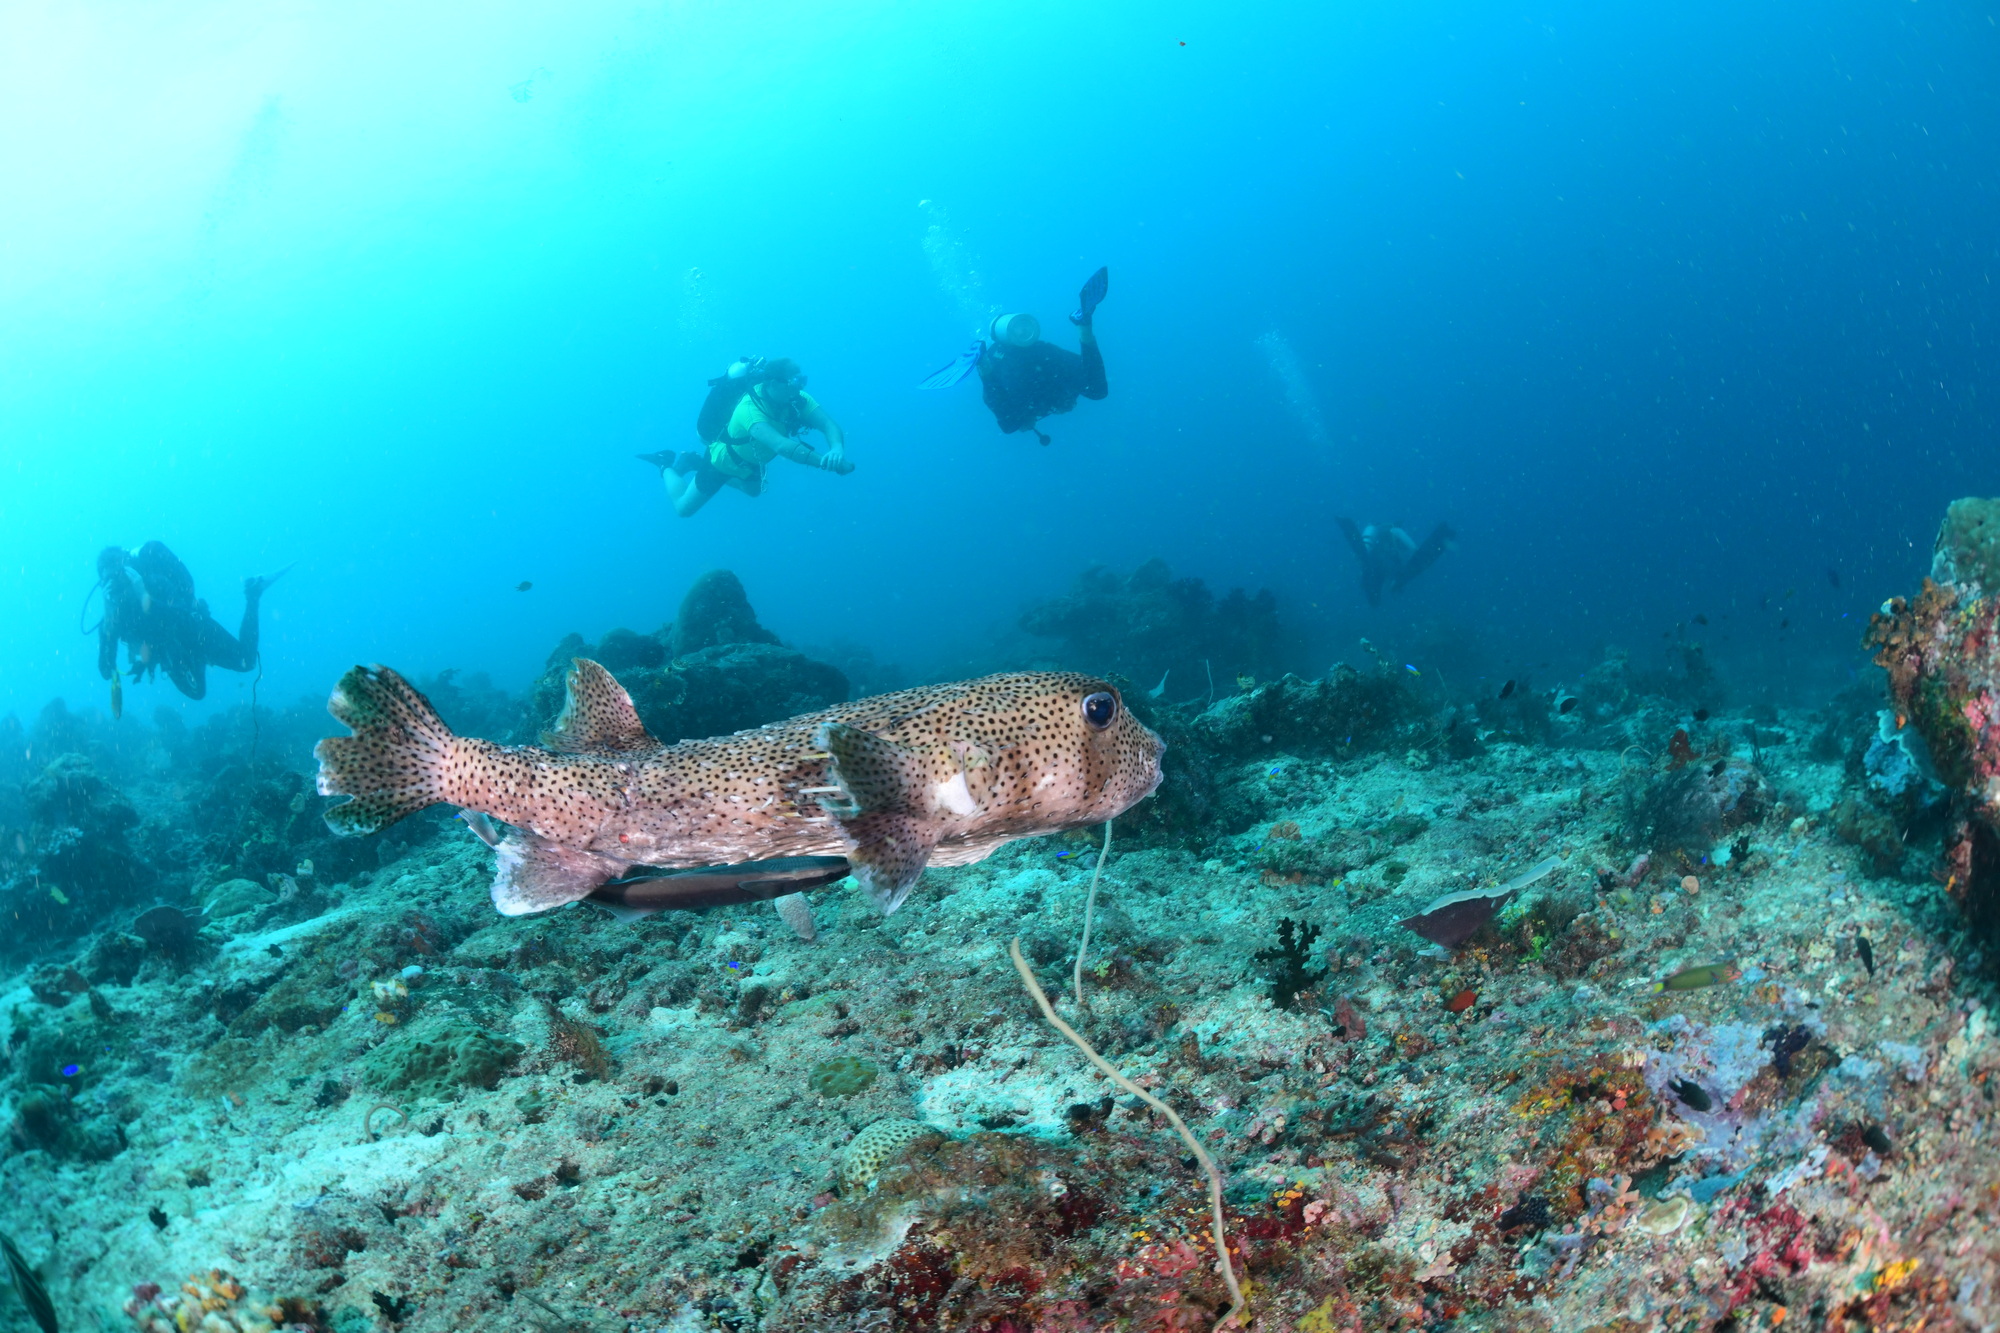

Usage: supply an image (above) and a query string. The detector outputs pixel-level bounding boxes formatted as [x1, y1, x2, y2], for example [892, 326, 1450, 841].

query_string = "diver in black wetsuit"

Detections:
[1336, 519, 1455, 607]
[95, 542, 280, 700]
[920, 268, 1110, 445]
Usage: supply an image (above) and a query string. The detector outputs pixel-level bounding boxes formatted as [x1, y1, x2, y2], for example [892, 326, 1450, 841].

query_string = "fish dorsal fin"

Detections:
[542, 659, 658, 755]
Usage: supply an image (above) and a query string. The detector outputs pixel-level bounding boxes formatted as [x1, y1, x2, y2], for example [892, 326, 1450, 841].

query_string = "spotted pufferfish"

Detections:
[313, 659, 1164, 918]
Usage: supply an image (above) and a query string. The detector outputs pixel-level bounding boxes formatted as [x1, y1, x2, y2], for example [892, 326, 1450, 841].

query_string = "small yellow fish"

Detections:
[1653, 961, 1742, 993]
[109, 669, 123, 721]
[48, 887, 69, 906]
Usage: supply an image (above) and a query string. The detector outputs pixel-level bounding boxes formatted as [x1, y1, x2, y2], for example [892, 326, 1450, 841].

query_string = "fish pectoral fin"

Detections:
[814, 721, 945, 817]
[491, 831, 627, 916]
[839, 813, 940, 915]
[541, 658, 659, 755]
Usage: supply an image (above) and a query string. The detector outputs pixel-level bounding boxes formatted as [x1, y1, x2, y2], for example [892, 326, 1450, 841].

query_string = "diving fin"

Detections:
[635, 449, 677, 470]
[918, 341, 985, 390]
[1071, 266, 1108, 325]
[245, 562, 295, 599]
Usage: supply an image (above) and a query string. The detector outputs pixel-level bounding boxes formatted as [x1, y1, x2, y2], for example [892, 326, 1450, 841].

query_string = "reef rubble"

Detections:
[0, 566, 1994, 1332]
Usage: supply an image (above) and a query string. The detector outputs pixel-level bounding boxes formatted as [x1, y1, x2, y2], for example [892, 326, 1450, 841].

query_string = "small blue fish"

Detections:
[60, 1064, 79, 1077]
[1268, 766, 1283, 777]
[1404, 664, 1421, 677]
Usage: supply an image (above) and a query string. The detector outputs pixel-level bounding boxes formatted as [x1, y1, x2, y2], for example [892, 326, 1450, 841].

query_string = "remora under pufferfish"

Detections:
[314, 659, 1165, 917]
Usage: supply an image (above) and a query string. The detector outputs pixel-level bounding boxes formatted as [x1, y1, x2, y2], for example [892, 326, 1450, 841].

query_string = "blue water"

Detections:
[3, 0, 1995, 725]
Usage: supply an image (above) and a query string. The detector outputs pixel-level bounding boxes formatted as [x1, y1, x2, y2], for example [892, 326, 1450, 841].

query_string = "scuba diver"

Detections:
[94, 542, 284, 704]
[1336, 519, 1456, 607]
[919, 267, 1109, 445]
[639, 356, 854, 518]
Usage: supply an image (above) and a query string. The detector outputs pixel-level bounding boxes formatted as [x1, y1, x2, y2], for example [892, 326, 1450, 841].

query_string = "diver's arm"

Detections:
[801, 405, 851, 471]
[751, 421, 853, 474]
[801, 404, 844, 449]
[748, 422, 848, 474]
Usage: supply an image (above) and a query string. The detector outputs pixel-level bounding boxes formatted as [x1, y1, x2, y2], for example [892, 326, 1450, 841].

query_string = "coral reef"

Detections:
[671, 570, 783, 658]
[0, 752, 152, 949]
[522, 571, 848, 744]
[1019, 557, 1295, 699]
[5, 555, 2000, 1331]
[1869, 496, 2000, 945]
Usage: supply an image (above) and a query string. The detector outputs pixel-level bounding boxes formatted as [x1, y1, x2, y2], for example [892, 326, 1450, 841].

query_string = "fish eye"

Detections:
[1081, 691, 1117, 730]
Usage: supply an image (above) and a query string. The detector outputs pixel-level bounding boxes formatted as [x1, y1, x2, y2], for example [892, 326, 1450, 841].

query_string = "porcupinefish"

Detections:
[314, 660, 1164, 918]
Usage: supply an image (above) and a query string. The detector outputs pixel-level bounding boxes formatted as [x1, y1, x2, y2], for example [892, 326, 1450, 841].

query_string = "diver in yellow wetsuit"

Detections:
[650, 358, 854, 518]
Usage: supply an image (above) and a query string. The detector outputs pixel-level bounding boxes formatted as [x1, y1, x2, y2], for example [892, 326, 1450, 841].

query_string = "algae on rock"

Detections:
[360, 1013, 523, 1098]
[1932, 496, 2000, 591]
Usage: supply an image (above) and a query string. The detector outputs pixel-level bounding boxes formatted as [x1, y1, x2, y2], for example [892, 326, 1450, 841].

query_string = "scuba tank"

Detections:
[695, 356, 769, 444]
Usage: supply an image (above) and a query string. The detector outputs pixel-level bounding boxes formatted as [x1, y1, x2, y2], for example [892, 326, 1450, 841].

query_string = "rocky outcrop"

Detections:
[527, 571, 848, 745]
[1869, 497, 2000, 944]
[1018, 558, 1294, 701]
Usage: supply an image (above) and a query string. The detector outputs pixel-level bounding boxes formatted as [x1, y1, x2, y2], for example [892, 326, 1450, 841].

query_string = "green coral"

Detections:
[807, 1056, 878, 1098]
[361, 1015, 523, 1099]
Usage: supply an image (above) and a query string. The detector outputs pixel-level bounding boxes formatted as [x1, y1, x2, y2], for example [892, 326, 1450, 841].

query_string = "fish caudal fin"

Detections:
[814, 721, 950, 914]
[541, 658, 659, 755]
[315, 666, 459, 835]
[492, 830, 628, 916]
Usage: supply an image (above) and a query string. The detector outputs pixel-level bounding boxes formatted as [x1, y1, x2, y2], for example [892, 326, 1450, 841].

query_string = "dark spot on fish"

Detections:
[1709, 760, 1726, 777]
[1693, 708, 1710, 722]
[1064, 1096, 1114, 1133]
[516, 581, 533, 592]
[149, 1204, 169, 1229]
[1861, 1124, 1892, 1156]
[1497, 1196, 1550, 1233]
[1558, 696, 1578, 715]
[1669, 1077, 1713, 1112]
[1857, 935, 1875, 976]
[1764, 1023, 1811, 1078]
[372, 1293, 415, 1322]
[1498, 679, 1516, 699]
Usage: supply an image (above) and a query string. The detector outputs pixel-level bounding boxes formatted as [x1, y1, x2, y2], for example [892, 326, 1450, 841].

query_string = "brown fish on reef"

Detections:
[315, 660, 1164, 917]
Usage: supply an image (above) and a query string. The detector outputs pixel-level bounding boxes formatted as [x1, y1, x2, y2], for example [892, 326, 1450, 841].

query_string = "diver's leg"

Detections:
[665, 461, 726, 518]
[166, 652, 208, 700]
[727, 471, 765, 498]
[666, 471, 711, 518]
[199, 611, 257, 673]
[233, 585, 263, 667]
[1077, 330, 1107, 401]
